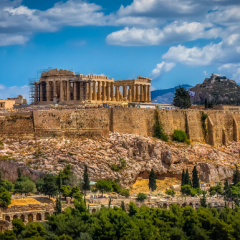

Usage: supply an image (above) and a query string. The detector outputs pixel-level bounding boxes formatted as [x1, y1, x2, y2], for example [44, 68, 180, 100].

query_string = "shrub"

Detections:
[173, 130, 190, 145]
[137, 193, 147, 202]
[119, 189, 130, 198]
[165, 189, 175, 196]
[201, 113, 208, 135]
[154, 119, 169, 142]
[110, 158, 127, 172]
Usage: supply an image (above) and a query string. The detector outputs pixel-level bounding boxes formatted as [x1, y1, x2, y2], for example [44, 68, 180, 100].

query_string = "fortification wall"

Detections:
[0, 112, 34, 136]
[1, 109, 240, 146]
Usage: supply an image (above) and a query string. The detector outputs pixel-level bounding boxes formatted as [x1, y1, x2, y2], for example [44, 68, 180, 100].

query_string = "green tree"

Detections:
[0, 187, 11, 207]
[231, 183, 240, 200]
[137, 193, 147, 202]
[61, 165, 73, 185]
[149, 169, 157, 192]
[60, 185, 72, 200]
[22, 180, 36, 196]
[184, 169, 191, 186]
[55, 197, 62, 214]
[1, 180, 14, 192]
[76, 233, 92, 240]
[12, 218, 26, 236]
[173, 85, 191, 109]
[36, 178, 44, 194]
[192, 166, 200, 189]
[0, 230, 17, 240]
[82, 165, 90, 195]
[209, 183, 223, 197]
[205, 98, 208, 109]
[71, 186, 82, 201]
[95, 180, 113, 196]
[181, 169, 185, 187]
[224, 180, 232, 199]
[233, 165, 240, 186]
[200, 191, 207, 208]
[42, 174, 58, 199]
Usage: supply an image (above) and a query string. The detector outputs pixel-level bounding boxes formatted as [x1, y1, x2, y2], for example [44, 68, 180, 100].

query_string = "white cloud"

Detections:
[106, 22, 221, 46]
[151, 61, 176, 78]
[0, 85, 29, 101]
[218, 64, 240, 82]
[203, 71, 207, 76]
[0, 33, 28, 46]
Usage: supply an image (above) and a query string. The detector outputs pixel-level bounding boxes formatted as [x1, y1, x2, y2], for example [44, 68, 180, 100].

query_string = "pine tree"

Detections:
[184, 169, 191, 186]
[181, 169, 185, 186]
[200, 191, 207, 208]
[82, 165, 90, 195]
[192, 166, 200, 189]
[173, 85, 191, 109]
[233, 165, 240, 185]
[121, 201, 126, 211]
[55, 197, 62, 214]
[149, 169, 157, 192]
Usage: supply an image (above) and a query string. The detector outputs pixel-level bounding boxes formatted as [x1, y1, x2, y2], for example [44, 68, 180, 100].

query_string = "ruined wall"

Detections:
[33, 109, 110, 137]
[0, 112, 34, 136]
[1, 109, 240, 146]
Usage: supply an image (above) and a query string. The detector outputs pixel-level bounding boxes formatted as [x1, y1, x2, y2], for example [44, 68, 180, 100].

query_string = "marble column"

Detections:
[123, 85, 127, 100]
[148, 85, 151, 102]
[140, 85, 144, 101]
[97, 81, 101, 101]
[66, 81, 70, 101]
[39, 83, 43, 102]
[111, 82, 115, 101]
[60, 81, 64, 102]
[88, 82, 92, 100]
[93, 81, 97, 100]
[80, 82, 84, 101]
[144, 85, 147, 102]
[128, 88, 132, 102]
[46, 82, 50, 102]
[132, 84, 135, 102]
[73, 82, 77, 100]
[136, 84, 139, 102]
[116, 86, 120, 101]
[34, 82, 38, 103]
[107, 82, 110, 101]
[102, 81, 106, 101]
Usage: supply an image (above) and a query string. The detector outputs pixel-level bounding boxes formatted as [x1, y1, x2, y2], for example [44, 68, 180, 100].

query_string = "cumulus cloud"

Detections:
[0, 85, 29, 101]
[151, 61, 176, 78]
[219, 64, 240, 82]
[106, 22, 221, 46]
[0, 33, 28, 46]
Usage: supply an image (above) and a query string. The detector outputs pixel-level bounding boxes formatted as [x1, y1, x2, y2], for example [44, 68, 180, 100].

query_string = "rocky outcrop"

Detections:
[190, 73, 240, 104]
[0, 133, 239, 187]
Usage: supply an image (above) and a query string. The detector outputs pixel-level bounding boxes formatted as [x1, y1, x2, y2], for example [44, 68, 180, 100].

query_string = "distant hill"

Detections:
[151, 84, 192, 104]
[190, 74, 240, 104]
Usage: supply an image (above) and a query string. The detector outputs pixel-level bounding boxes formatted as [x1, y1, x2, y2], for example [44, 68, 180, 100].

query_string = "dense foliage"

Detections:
[2, 200, 240, 240]
[173, 85, 191, 109]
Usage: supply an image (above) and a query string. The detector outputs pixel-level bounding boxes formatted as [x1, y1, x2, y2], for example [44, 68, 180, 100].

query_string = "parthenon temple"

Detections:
[33, 69, 152, 104]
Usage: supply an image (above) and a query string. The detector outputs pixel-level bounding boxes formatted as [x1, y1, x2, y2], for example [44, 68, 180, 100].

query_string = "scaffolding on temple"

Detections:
[29, 67, 53, 104]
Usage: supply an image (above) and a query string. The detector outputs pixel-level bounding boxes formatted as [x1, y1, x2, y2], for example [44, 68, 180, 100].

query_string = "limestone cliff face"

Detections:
[0, 133, 239, 187]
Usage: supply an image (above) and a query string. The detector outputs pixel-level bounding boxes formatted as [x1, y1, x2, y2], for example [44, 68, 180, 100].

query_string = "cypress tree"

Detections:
[82, 165, 90, 195]
[192, 166, 200, 188]
[108, 197, 112, 208]
[55, 198, 62, 214]
[200, 191, 207, 208]
[181, 169, 185, 186]
[233, 165, 240, 185]
[184, 169, 191, 186]
[205, 98, 208, 109]
[149, 169, 157, 192]
[121, 201, 126, 211]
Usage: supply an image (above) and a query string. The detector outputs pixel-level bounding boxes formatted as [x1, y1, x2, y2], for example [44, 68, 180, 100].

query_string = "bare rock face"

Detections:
[0, 133, 239, 187]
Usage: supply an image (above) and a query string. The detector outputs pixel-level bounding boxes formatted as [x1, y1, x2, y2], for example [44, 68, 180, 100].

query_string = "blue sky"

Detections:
[0, 0, 240, 99]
